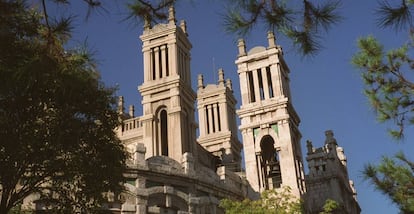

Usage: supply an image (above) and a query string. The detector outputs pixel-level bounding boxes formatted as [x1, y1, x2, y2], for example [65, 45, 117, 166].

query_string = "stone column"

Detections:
[260, 67, 271, 99]
[160, 45, 167, 78]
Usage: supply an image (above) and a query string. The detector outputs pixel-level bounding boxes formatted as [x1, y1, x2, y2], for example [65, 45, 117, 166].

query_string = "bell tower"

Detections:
[236, 32, 305, 196]
[138, 6, 196, 162]
[196, 69, 242, 171]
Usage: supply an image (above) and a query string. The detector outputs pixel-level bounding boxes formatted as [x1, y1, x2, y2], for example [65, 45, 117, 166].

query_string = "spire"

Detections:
[267, 31, 276, 48]
[144, 16, 151, 30]
[226, 79, 232, 90]
[168, 5, 176, 24]
[129, 105, 135, 117]
[218, 68, 225, 86]
[237, 39, 246, 56]
[180, 20, 187, 35]
[118, 96, 124, 115]
[198, 74, 204, 89]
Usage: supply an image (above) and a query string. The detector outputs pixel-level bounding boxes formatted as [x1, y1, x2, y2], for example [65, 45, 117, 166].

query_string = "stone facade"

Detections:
[235, 33, 305, 197]
[304, 131, 361, 214]
[79, 6, 361, 214]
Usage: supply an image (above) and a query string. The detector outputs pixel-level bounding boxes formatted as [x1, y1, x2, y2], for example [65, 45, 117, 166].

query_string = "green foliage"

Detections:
[126, 0, 175, 25]
[219, 187, 303, 214]
[0, 0, 127, 213]
[352, 35, 414, 140]
[363, 152, 414, 213]
[222, 0, 342, 56]
[123, 0, 341, 56]
[376, 0, 414, 31]
[319, 199, 341, 214]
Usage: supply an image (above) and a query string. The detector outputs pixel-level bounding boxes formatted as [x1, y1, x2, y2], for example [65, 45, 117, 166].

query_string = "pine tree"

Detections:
[0, 1, 127, 213]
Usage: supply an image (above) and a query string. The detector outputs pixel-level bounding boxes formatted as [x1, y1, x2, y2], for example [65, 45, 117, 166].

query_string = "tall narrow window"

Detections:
[165, 45, 169, 76]
[151, 48, 156, 80]
[158, 46, 162, 78]
[182, 110, 190, 153]
[257, 68, 265, 100]
[266, 66, 274, 98]
[160, 110, 168, 156]
[216, 103, 221, 132]
[211, 104, 215, 133]
[247, 71, 256, 103]
[205, 106, 210, 134]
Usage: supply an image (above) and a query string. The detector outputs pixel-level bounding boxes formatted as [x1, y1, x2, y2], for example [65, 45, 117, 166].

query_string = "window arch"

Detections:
[260, 135, 282, 189]
[160, 109, 168, 156]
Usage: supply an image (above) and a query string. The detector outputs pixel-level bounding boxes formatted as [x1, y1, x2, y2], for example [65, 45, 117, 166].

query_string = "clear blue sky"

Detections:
[57, 1, 414, 213]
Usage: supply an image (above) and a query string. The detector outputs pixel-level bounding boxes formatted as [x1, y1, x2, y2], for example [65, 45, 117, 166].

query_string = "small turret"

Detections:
[237, 39, 246, 56]
[168, 5, 176, 24]
[118, 96, 124, 115]
[218, 68, 225, 86]
[267, 31, 276, 48]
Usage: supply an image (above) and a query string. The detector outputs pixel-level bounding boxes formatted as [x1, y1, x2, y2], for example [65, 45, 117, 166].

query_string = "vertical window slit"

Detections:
[205, 106, 210, 134]
[258, 68, 265, 100]
[247, 71, 255, 103]
[160, 110, 168, 156]
[266, 66, 274, 98]
[211, 104, 215, 133]
[165, 45, 169, 76]
[216, 103, 221, 132]
[158, 46, 162, 78]
[151, 48, 156, 80]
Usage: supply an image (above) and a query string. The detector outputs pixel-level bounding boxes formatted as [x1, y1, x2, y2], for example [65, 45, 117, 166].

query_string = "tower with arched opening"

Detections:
[235, 32, 305, 197]
[138, 6, 197, 162]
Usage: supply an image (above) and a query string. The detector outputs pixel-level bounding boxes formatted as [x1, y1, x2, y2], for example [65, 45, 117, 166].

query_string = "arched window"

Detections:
[160, 110, 168, 156]
[260, 135, 282, 189]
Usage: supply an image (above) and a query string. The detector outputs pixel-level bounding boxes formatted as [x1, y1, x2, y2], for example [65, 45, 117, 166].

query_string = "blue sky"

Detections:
[57, 1, 414, 213]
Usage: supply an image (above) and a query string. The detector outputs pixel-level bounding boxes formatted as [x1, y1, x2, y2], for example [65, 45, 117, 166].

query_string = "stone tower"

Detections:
[304, 130, 361, 213]
[138, 6, 197, 162]
[235, 32, 305, 196]
[196, 69, 242, 171]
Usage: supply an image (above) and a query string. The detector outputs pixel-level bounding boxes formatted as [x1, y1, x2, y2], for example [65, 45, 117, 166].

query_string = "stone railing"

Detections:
[119, 117, 142, 136]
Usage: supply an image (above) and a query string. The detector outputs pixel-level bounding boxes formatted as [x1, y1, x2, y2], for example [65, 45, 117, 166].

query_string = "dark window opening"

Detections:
[165, 45, 169, 76]
[258, 68, 265, 100]
[151, 48, 156, 80]
[211, 104, 215, 133]
[260, 135, 282, 189]
[205, 106, 210, 134]
[160, 110, 168, 156]
[247, 71, 255, 103]
[158, 46, 162, 78]
[266, 66, 274, 98]
[216, 103, 221, 132]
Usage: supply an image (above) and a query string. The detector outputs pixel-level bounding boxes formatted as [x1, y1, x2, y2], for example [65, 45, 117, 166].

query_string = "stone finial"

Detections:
[197, 74, 204, 89]
[218, 68, 225, 86]
[168, 5, 176, 24]
[118, 96, 124, 115]
[267, 31, 276, 48]
[306, 140, 313, 154]
[237, 39, 246, 56]
[324, 130, 337, 145]
[226, 79, 232, 90]
[129, 105, 135, 117]
[144, 16, 151, 30]
[180, 20, 187, 35]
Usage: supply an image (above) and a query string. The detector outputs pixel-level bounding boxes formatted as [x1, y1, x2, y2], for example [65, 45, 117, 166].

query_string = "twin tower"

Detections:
[116, 6, 359, 214]
[136, 6, 303, 195]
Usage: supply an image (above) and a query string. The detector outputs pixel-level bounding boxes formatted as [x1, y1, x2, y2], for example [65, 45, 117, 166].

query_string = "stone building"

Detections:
[113, 6, 360, 214]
